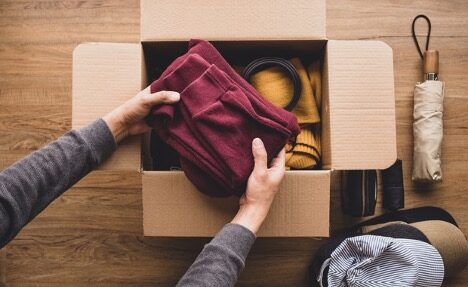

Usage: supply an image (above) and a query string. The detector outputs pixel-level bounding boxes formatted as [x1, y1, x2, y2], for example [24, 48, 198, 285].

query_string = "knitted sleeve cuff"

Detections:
[211, 223, 256, 262]
[77, 118, 117, 165]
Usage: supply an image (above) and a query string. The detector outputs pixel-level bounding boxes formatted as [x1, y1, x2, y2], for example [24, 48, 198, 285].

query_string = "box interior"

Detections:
[140, 40, 328, 172]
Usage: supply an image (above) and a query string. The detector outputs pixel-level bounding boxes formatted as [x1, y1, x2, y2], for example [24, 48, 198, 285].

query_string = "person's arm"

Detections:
[0, 119, 115, 248]
[0, 87, 179, 249]
[177, 139, 285, 287]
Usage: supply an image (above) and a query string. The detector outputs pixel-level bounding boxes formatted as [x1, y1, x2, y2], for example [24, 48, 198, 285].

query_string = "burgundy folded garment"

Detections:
[148, 39, 300, 197]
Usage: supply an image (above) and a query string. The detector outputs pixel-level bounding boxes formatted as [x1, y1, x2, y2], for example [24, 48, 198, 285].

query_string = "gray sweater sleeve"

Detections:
[177, 223, 256, 287]
[0, 118, 256, 286]
[0, 119, 116, 248]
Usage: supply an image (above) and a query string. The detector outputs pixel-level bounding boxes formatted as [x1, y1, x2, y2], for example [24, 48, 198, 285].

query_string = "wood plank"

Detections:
[0, 248, 4, 287]
[0, 87, 70, 106]
[24, 188, 142, 233]
[0, 105, 70, 150]
[5, 232, 207, 286]
[327, 0, 468, 38]
[0, 1, 139, 45]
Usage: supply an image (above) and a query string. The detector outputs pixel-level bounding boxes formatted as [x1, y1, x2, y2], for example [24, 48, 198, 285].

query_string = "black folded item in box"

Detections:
[341, 170, 377, 217]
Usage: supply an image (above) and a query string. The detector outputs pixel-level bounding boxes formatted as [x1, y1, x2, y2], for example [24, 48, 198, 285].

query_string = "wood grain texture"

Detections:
[0, 0, 467, 286]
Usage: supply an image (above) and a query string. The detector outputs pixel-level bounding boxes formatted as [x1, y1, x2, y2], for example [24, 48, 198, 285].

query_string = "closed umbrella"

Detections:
[411, 15, 444, 182]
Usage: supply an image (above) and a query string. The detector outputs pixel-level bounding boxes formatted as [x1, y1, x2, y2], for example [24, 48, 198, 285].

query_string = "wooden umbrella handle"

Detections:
[424, 50, 439, 75]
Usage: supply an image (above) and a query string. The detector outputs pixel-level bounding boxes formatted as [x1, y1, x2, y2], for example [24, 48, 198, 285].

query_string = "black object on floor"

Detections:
[341, 170, 377, 217]
[382, 159, 405, 211]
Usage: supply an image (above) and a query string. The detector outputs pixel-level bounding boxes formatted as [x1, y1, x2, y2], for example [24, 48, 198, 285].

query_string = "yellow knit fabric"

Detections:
[308, 60, 322, 109]
[285, 128, 320, 168]
[250, 58, 322, 169]
[308, 60, 322, 157]
[250, 58, 320, 125]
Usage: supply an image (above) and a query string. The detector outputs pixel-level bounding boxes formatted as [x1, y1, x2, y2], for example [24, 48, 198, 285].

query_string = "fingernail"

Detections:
[168, 91, 180, 100]
[253, 138, 263, 147]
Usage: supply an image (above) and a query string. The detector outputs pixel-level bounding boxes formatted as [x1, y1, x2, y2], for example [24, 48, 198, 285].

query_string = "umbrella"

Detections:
[411, 15, 444, 182]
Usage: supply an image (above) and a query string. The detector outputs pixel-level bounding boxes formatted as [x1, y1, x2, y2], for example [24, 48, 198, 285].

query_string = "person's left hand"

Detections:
[103, 86, 180, 142]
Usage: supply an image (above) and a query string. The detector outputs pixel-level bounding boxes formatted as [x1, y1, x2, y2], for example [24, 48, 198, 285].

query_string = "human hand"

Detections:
[103, 86, 180, 143]
[231, 138, 286, 234]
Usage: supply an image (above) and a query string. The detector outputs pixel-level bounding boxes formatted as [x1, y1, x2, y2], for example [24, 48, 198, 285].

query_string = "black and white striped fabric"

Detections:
[318, 235, 444, 287]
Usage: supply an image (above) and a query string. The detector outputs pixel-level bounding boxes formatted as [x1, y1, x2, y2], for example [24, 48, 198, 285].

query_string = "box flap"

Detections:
[143, 170, 330, 237]
[141, 0, 326, 41]
[72, 43, 143, 170]
[322, 40, 397, 170]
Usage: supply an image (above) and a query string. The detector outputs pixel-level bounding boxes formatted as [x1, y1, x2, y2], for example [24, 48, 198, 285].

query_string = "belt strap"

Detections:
[242, 57, 302, 111]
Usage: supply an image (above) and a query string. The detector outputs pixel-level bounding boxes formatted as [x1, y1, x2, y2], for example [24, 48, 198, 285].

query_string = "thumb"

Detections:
[252, 138, 267, 175]
[140, 88, 180, 108]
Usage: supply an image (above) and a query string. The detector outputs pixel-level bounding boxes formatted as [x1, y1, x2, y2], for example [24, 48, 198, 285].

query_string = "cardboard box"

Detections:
[72, 0, 396, 237]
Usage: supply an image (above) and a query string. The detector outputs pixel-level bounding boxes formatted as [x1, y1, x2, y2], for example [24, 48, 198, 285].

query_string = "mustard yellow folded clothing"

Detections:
[285, 128, 320, 169]
[250, 58, 320, 125]
[308, 60, 322, 110]
[307, 60, 322, 158]
[250, 58, 322, 169]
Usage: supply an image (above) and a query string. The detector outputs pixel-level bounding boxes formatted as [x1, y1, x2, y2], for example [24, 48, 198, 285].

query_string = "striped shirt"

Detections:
[318, 235, 444, 287]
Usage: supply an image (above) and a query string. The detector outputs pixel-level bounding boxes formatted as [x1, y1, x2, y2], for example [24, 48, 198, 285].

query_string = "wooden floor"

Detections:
[0, 0, 466, 286]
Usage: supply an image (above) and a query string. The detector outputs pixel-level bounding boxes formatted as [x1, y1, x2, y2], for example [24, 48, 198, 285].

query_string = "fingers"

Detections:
[140, 88, 180, 108]
[270, 148, 285, 169]
[128, 120, 152, 135]
[269, 148, 286, 180]
[252, 138, 268, 177]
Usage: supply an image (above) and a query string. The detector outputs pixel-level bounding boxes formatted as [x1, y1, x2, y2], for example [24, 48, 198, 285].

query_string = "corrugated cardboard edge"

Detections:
[143, 170, 330, 237]
[140, 0, 326, 41]
[72, 42, 143, 171]
[325, 40, 397, 170]
[321, 48, 332, 169]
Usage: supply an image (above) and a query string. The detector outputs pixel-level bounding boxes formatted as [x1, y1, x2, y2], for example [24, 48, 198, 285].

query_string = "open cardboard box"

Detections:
[72, 0, 396, 237]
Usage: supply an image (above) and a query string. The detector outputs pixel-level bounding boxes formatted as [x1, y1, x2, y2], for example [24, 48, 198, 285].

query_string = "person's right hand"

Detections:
[231, 138, 286, 234]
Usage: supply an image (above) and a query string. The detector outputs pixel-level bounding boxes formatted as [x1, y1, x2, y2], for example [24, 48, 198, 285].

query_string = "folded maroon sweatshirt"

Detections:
[148, 40, 300, 197]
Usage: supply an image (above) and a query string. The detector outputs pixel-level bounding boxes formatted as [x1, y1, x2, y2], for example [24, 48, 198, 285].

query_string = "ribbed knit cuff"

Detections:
[211, 223, 256, 262]
[77, 118, 117, 165]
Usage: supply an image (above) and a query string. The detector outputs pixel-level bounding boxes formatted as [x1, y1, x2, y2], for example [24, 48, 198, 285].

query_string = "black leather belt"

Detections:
[242, 57, 301, 111]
